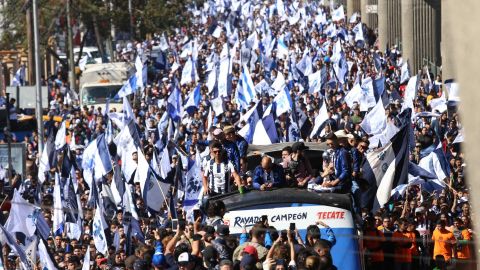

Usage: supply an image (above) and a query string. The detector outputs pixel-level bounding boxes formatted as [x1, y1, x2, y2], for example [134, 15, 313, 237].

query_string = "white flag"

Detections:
[4, 190, 39, 238]
[331, 5, 345, 21]
[400, 61, 410, 83]
[38, 240, 58, 270]
[310, 102, 328, 138]
[82, 246, 91, 270]
[159, 147, 172, 179]
[93, 201, 108, 255]
[53, 173, 64, 234]
[211, 96, 225, 116]
[252, 120, 272, 145]
[360, 99, 387, 135]
[55, 121, 67, 150]
[135, 55, 144, 91]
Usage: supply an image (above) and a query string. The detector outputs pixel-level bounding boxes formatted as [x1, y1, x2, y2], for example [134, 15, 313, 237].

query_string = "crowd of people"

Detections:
[0, 0, 472, 270]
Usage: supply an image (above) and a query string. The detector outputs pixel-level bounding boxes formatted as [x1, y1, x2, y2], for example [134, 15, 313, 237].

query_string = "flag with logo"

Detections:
[361, 125, 410, 210]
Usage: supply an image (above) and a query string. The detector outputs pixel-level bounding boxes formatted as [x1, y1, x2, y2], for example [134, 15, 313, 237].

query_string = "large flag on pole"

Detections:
[360, 99, 387, 135]
[81, 134, 113, 187]
[92, 199, 108, 255]
[116, 74, 138, 98]
[135, 148, 170, 212]
[309, 101, 328, 138]
[361, 125, 410, 210]
[4, 190, 40, 238]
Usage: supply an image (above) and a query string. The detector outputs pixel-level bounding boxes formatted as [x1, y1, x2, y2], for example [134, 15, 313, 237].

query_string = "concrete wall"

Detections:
[447, 0, 480, 266]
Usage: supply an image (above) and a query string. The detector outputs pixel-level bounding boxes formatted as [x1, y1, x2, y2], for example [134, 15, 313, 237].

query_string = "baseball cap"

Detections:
[96, 258, 108, 265]
[177, 252, 192, 265]
[243, 246, 258, 261]
[240, 254, 256, 269]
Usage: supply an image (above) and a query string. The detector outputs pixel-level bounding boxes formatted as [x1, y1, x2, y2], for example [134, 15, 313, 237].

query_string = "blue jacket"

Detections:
[334, 148, 352, 190]
[252, 164, 286, 190]
[223, 140, 241, 172]
[235, 136, 249, 158]
[351, 148, 363, 175]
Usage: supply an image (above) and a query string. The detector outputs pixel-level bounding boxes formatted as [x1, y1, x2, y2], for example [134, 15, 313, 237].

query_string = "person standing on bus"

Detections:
[289, 142, 314, 188]
[252, 156, 286, 191]
[202, 142, 243, 196]
[321, 134, 351, 193]
[223, 125, 248, 159]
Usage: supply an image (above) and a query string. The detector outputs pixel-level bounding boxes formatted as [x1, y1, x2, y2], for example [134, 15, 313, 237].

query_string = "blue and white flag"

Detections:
[362, 125, 410, 210]
[135, 148, 170, 212]
[218, 55, 231, 97]
[122, 96, 135, 122]
[4, 190, 40, 238]
[352, 23, 364, 42]
[252, 118, 272, 145]
[184, 153, 202, 216]
[38, 239, 58, 270]
[277, 36, 289, 59]
[180, 57, 196, 85]
[419, 143, 450, 181]
[184, 83, 201, 113]
[135, 55, 145, 91]
[81, 134, 113, 186]
[53, 173, 64, 235]
[116, 74, 138, 98]
[11, 65, 25, 86]
[55, 121, 67, 150]
[159, 147, 171, 180]
[360, 99, 386, 135]
[400, 61, 410, 84]
[331, 5, 345, 21]
[206, 68, 217, 94]
[237, 64, 256, 109]
[308, 70, 322, 94]
[274, 88, 292, 116]
[271, 71, 286, 94]
[0, 224, 32, 269]
[309, 101, 328, 138]
[296, 53, 313, 77]
[92, 199, 108, 255]
[167, 84, 183, 122]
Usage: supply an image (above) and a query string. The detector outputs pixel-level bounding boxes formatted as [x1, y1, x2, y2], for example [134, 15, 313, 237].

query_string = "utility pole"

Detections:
[66, 0, 76, 92]
[4, 93, 12, 182]
[128, 0, 134, 39]
[32, 0, 44, 153]
[26, 7, 35, 84]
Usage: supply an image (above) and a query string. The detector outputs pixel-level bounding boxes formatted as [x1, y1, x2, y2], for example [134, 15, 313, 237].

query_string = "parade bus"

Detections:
[208, 188, 363, 270]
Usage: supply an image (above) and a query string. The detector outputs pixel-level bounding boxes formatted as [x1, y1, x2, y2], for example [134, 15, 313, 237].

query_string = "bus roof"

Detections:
[209, 188, 353, 212]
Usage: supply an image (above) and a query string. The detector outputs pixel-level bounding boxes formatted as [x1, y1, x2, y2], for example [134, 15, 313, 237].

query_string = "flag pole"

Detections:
[32, 0, 44, 153]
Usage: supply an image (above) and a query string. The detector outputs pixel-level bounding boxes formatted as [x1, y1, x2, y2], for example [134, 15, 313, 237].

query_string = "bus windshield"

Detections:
[208, 188, 362, 270]
[81, 85, 123, 105]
